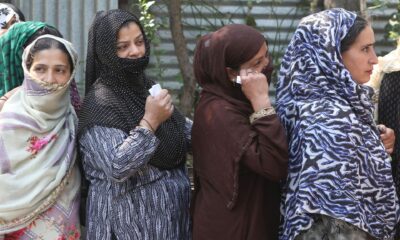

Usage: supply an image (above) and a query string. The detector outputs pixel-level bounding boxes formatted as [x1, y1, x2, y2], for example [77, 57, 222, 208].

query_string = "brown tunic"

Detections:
[192, 93, 288, 240]
[191, 24, 288, 240]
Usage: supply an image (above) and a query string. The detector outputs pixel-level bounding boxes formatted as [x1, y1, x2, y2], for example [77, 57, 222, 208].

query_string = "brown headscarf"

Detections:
[192, 24, 267, 209]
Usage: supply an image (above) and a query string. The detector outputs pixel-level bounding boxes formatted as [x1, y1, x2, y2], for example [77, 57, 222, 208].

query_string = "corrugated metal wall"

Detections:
[10, 0, 119, 94]
[7, 0, 399, 101]
[147, 0, 399, 103]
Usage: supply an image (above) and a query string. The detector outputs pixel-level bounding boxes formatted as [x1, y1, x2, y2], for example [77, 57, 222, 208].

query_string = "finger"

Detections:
[247, 69, 258, 75]
[380, 133, 389, 141]
[386, 148, 394, 154]
[156, 89, 168, 99]
[164, 94, 172, 103]
[146, 95, 154, 103]
[384, 141, 394, 149]
[377, 124, 387, 134]
[160, 95, 172, 107]
[239, 69, 247, 77]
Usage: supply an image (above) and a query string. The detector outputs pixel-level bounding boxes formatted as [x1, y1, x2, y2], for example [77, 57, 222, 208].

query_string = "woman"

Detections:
[0, 3, 24, 36]
[368, 38, 400, 238]
[191, 24, 288, 239]
[0, 35, 80, 239]
[276, 8, 400, 240]
[0, 21, 81, 111]
[78, 9, 191, 240]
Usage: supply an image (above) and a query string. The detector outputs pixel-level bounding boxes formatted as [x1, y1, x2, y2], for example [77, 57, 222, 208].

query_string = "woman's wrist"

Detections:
[139, 118, 155, 133]
[249, 106, 276, 124]
[250, 95, 271, 112]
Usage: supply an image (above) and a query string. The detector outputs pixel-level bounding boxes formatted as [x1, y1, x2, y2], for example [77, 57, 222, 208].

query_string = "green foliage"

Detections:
[369, 0, 400, 43]
[142, 0, 311, 86]
[137, 0, 159, 42]
[385, 2, 400, 42]
[133, 0, 166, 81]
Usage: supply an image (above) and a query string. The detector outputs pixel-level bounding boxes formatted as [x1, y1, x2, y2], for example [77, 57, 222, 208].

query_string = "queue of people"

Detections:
[0, 4, 399, 240]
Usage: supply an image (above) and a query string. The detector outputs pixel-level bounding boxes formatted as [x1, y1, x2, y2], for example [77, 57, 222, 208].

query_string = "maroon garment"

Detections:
[191, 24, 288, 239]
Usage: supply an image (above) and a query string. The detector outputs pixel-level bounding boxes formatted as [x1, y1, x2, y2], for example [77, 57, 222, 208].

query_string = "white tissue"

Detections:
[235, 76, 241, 84]
[149, 84, 162, 96]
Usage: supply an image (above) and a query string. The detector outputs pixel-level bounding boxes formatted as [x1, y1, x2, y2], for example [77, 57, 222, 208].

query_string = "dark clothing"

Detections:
[191, 24, 288, 239]
[192, 93, 288, 240]
[378, 71, 400, 238]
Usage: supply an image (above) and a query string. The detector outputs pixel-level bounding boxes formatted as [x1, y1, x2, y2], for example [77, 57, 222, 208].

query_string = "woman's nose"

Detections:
[44, 71, 57, 83]
[128, 44, 140, 58]
[369, 49, 378, 65]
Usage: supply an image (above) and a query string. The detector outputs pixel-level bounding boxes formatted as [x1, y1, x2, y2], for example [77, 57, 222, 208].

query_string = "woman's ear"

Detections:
[225, 67, 237, 83]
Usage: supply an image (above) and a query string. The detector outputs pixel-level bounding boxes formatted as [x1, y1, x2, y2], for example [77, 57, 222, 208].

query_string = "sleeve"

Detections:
[79, 125, 160, 182]
[241, 114, 289, 181]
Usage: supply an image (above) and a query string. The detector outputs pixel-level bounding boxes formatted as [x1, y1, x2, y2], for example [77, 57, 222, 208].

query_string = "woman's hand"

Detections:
[378, 124, 395, 154]
[141, 89, 174, 132]
[240, 69, 271, 112]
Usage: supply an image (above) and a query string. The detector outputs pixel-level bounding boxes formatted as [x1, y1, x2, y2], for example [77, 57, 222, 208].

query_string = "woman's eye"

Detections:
[117, 45, 127, 51]
[34, 67, 45, 73]
[136, 39, 144, 46]
[362, 47, 369, 53]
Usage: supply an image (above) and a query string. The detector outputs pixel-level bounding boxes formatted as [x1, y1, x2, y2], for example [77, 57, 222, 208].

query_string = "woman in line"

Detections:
[78, 9, 191, 240]
[368, 37, 400, 238]
[0, 35, 81, 239]
[276, 8, 400, 240]
[191, 24, 288, 239]
[0, 21, 81, 111]
[0, 3, 24, 36]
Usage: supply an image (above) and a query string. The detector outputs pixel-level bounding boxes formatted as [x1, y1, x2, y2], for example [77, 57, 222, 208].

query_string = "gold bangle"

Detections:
[249, 107, 276, 124]
[141, 118, 155, 132]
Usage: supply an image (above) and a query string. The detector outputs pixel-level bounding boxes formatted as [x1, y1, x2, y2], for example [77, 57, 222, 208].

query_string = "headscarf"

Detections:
[0, 21, 81, 111]
[276, 8, 399, 239]
[192, 24, 267, 208]
[0, 21, 46, 95]
[0, 3, 20, 29]
[0, 35, 79, 233]
[78, 9, 186, 169]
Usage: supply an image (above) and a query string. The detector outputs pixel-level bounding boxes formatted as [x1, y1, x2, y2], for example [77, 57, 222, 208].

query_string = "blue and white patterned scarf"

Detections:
[276, 8, 400, 240]
[0, 4, 19, 29]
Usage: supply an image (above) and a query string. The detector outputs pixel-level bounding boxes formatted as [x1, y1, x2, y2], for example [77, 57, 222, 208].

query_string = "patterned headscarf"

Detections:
[78, 9, 186, 169]
[0, 35, 79, 233]
[276, 8, 399, 239]
[0, 3, 20, 29]
[0, 21, 81, 111]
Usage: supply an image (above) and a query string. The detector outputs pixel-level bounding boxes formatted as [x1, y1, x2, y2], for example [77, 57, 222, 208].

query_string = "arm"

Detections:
[240, 114, 288, 181]
[79, 125, 160, 182]
[239, 68, 288, 180]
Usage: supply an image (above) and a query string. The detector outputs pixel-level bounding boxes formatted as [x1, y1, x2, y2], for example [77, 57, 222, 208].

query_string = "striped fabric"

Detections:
[276, 9, 399, 240]
[79, 119, 192, 240]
